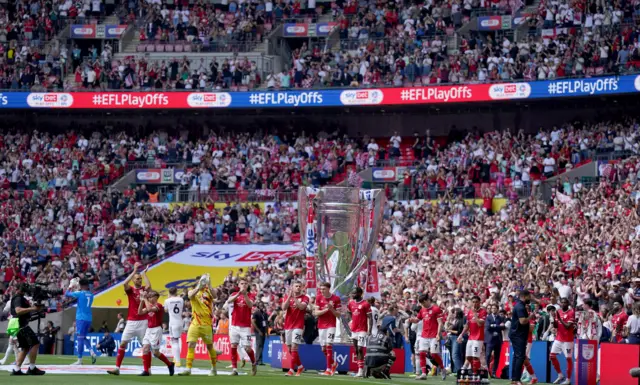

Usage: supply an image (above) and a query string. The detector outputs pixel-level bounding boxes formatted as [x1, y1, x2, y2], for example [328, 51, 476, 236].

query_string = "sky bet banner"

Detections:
[70, 24, 127, 39]
[92, 243, 301, 308]
[0, 75, 639, 109]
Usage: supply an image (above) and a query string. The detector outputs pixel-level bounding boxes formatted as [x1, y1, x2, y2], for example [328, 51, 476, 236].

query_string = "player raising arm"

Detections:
[137, 290, 175, 376]
[283, 281, 309, 377]
[226, 278, 258, 376]
[348, 287, 372, 378]
[108, 263, 152, 376]
[179, 274, 219, 377]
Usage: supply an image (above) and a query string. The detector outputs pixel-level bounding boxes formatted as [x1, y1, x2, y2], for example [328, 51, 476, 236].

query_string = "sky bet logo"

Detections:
[192, 251, 241, 260]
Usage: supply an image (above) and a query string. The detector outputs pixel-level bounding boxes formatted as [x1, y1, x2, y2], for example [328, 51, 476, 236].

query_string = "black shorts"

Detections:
[16, 326, 39, 350]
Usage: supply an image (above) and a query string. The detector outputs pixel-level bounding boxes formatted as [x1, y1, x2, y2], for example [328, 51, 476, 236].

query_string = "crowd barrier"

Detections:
[2, 75, 638, 109]
[64, 333, 638, 383]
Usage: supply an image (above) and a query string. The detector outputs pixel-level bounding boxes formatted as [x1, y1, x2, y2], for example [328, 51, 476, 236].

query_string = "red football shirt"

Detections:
[528, 317, 536, 343]
[555, 308, 575, 342]
[348, 299, 371, 333]
[125, 285, 147, 321]
[147, 303, 164, 328]
[611, 311, 629, 342]
[466, 308, 487, 341]
[315, 294, 341, 329]
[284, 294, 309, 330]
[417, 304, 444, 338]
[230, 291, 256, 328]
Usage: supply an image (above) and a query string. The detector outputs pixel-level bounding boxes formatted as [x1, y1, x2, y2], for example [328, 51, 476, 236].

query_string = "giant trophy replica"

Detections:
[298, 186, 385, 336]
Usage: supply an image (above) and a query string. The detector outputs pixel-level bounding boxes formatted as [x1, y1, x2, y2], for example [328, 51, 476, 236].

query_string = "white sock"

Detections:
[3, 343, 13, 361]
[415, 356, 421, 374]
[29, 364, 35, 370]
[172, 339, 180, 362]
[13, 364, 20, 372]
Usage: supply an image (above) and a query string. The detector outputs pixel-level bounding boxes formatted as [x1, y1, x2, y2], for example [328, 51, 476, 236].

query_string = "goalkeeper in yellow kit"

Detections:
[179, 274, 219, 376]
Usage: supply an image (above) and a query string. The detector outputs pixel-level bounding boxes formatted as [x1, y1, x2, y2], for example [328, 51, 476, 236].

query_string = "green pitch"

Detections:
[0, 354, 513, 384]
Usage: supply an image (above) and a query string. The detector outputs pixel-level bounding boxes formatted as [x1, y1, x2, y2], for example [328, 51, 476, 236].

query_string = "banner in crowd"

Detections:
[477, 15, 512, 30]
[71, 24, 127, 39]
[371, 166, 417, 182]
[0, 75, 638, 109]
[92, 243, 301, 308]
[283, 22, 337, 37]
[135, 168, 184, 184]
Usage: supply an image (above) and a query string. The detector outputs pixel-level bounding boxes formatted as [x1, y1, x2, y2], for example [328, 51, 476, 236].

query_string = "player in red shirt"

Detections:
[226, 278, 257, 376]
[313, 282, 341, 376]
[108, 262, 151, 375]
[283, 281, 309, 376]
[458, 295, 487, 374]
[409, 294, 446, 380]
[611, 301, 629, 343]
[550, 298, 575, 384]
[347, 286, 372, 378]
[137, 290, 174, 376]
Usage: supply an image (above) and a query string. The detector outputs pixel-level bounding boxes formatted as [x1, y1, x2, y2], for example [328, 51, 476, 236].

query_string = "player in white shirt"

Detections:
[368, 298, 380, 335]
[164, 288, 184, 366]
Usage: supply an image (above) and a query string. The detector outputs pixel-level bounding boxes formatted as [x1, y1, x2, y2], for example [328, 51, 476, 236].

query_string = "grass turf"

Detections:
[0, 354, 514, 384]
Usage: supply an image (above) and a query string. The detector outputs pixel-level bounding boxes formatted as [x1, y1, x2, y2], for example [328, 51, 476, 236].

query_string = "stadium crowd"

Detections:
[1, 121, 640, 379]
[397, 119, 640, 200]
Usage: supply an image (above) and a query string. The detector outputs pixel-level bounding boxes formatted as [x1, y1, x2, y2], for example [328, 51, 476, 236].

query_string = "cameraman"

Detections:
[9, 283, 46, 375]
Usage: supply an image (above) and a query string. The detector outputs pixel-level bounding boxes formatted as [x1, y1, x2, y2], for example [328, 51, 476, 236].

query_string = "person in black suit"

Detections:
[484, 304, 505, 378]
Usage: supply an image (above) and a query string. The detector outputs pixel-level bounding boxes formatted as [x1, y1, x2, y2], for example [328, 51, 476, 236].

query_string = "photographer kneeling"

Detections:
[364, 332, 396, 379]
[9, 283, 46, 376]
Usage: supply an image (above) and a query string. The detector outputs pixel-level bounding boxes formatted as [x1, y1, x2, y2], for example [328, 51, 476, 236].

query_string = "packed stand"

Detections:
[280, 8, 639, 88]
[372, 120, 640, 200]
[0, 0, 128, 91]
[70, 54, 266, 90]
[136, 0, 321, 53]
